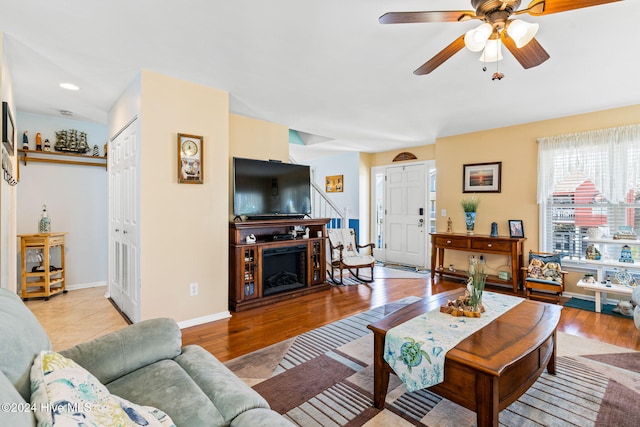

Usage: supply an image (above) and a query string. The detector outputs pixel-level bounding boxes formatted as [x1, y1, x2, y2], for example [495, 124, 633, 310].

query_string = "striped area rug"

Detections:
[225, 297, 640, 426]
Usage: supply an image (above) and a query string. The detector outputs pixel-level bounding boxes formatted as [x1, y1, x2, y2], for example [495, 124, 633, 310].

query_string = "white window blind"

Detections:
[537, 124, 640, 260]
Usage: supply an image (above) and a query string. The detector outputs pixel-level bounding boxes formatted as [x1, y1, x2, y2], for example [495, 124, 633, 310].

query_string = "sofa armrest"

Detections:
[174, 345, 272, 424]
[60, 318, 181, 384]
[230, 408, 295, 427]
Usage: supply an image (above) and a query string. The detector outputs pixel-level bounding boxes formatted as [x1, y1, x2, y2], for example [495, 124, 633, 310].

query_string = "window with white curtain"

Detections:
[537, 124, 640, 261]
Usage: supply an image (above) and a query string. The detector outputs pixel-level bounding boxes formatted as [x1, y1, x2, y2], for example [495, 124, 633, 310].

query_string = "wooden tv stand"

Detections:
[430, 232, 526, 292]
[229, 218, 330, 311]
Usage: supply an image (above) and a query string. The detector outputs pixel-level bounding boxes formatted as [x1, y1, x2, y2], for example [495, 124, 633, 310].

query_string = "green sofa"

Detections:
[0, 288, 293, 426]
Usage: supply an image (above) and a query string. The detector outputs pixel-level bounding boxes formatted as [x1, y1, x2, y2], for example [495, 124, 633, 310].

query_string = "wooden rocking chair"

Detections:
[326, 228, 375, 285]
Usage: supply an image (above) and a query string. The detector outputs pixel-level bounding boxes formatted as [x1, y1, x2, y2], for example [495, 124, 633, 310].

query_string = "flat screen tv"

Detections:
[233, 157, 311, 219]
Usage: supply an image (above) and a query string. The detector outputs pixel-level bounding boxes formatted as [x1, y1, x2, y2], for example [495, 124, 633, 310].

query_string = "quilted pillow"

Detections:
[30, 350, 175, 427]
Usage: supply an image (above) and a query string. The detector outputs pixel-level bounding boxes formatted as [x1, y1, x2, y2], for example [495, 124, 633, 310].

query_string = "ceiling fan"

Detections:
[379, 0, 622, 76]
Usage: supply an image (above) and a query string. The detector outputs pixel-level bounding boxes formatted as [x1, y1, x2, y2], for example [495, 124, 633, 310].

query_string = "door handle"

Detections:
[418, 218, 424, 227]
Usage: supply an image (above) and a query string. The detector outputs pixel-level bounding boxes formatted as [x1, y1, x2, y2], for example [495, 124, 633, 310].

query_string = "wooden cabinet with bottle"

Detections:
[19, 232, 67, 300]
[229, 218, 330, 311]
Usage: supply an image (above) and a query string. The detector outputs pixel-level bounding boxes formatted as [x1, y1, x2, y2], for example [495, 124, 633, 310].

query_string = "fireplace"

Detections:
[262, 244, 307, 296]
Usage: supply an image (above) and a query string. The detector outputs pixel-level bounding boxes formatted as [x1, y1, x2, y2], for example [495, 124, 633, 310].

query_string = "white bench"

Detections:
[576, 279, 633, 313]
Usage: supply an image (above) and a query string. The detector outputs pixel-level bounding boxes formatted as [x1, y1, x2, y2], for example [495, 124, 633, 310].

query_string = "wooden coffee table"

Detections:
[367, 289, 562, 427]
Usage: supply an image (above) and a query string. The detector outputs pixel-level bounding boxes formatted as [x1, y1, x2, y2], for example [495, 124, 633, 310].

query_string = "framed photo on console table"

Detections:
[177, 133, 203, 184]
[463, 161, 501, 193]
[509, 220, 524, 238]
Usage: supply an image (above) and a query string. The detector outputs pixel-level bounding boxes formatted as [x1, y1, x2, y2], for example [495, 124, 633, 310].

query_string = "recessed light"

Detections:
[59, 83, 80, 91]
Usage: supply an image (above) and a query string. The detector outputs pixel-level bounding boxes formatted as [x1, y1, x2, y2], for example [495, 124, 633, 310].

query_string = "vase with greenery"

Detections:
[461, 197, 480, 235]
[468, 257, 486, 313]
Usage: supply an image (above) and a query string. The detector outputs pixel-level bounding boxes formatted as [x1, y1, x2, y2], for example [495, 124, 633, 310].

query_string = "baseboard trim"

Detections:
[66, 281, 107, 291]
[177, 311, 231, 329]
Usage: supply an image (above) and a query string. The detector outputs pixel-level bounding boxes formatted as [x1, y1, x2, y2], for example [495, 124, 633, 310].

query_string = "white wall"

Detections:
[1, 32, 19, 292]
[16, 112, 108, 288]
[308, 151, 361, 233]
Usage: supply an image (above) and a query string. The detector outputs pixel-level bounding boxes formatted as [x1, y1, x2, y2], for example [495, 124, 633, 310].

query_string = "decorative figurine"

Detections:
[490, 222, 498, 237]
[92, 145, 99, 156]
[586, 244, 601, 260]
[43, 139, 51, 151]
[619, 245, 634, 263]
[35, 133, 43, 151]
[22, 131, 29, 150]
[447, 217, 453, 233]
[54, 129, 90, 153]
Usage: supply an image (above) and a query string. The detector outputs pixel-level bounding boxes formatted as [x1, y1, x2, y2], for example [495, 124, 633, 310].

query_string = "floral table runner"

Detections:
[383, 291, 524, 392]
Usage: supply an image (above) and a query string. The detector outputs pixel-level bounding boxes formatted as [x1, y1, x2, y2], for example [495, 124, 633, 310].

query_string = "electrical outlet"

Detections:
[189, 282, 198, 296]
[441, 209, 447, 217]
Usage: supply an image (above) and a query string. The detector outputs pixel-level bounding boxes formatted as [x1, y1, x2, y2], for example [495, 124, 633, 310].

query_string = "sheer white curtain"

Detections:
[537, 124, 640, 204]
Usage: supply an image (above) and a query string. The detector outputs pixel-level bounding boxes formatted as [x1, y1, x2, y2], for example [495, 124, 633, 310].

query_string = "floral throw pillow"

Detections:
[30, 350, 175, 427]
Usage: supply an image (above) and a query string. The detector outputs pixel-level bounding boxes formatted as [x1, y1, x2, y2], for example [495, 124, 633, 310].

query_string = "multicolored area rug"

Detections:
[225, 297, 640, 427]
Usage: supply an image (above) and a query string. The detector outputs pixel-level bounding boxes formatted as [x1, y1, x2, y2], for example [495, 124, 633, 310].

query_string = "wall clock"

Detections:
[177, 133, 203, 184]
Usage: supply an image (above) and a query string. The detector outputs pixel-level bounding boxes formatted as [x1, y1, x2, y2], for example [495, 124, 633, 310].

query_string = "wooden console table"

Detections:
[430, 232, 526, 292]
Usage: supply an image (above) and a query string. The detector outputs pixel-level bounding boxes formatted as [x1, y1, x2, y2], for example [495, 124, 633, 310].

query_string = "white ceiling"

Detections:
[1, 1, 639, 160]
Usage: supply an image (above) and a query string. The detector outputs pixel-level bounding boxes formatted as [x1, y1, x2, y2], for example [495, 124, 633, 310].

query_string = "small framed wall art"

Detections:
[462, 161, 501, 193]
[326, 175, 343, 193]
[2, 102, 15, 156]
[177, 133, 203, 184]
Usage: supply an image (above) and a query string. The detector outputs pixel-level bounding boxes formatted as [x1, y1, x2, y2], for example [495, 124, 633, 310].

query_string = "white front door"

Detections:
[108, 119, 140, 322]
[384, 164, 427, 267]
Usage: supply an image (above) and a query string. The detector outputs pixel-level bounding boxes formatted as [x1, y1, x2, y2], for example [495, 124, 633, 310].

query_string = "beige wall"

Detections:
[138, 70, 230, 322]
[228, 114, 289, 219]
[435, 104, 640, 293]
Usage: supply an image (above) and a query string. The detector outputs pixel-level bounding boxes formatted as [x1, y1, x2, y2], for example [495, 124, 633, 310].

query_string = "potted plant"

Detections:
[461, 197, 480, 235]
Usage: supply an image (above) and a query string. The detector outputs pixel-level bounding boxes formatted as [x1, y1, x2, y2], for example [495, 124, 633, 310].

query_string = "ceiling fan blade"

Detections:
[525, 0, 621, 16]
[414, 35, 466, 75]
[379, 11, 477, 24]
[501, 32, 550, 69]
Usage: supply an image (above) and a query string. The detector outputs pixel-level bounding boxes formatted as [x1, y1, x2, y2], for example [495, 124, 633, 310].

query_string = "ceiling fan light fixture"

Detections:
[479, 39, 503, 63]
[506, 19, 539, 48]
[464, 22, 492, 52]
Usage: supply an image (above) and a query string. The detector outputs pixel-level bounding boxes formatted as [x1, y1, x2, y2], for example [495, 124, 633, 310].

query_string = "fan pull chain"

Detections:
[492, 38, 504, 81]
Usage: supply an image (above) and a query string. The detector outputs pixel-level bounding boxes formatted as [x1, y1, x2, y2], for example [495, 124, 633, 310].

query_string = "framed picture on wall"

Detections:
[508, 220, 524, 238]
[177, 133, 203, 184]
[463, 161, 501, 193]
[2, 102, 15, 156]
[326, 175, 343, 193]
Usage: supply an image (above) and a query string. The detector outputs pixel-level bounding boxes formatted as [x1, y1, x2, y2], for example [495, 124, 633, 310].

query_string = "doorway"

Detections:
[371, 161, 435, 268]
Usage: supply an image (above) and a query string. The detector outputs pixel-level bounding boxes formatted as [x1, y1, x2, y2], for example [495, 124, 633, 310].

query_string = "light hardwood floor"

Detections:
[25, 286, 129, 351]
[26, 277, 640, 359]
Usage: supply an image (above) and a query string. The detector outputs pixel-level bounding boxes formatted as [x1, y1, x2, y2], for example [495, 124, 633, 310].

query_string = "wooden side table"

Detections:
[19, 232, 67, 300]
